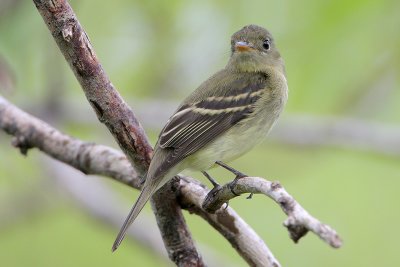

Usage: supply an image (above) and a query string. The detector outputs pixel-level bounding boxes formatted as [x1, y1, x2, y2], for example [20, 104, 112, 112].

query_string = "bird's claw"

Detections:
[228, 179, 241, 196]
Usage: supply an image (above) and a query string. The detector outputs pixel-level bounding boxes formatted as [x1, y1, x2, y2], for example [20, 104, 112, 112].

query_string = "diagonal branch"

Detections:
[178, 177, 281, 267]
[202, 177, 342, 248]
[0, 95, 141, 187]
[0, 95, 281, 266]
[32, 0, 202, 265]
[43, 158, 169, 260]
[0, 1, 342, 266]
[33, 0, 152, 176]
[43, 159, 235, 267]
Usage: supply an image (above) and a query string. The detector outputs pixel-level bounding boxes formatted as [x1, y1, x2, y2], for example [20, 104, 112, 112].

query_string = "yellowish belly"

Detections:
[184, 75, 288, 172]
[184, 114, 276, 171]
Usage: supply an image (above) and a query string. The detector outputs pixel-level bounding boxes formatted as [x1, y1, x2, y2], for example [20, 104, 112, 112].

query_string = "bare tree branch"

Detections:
[0, 1, 343, 265]
[32, 0, 203, 265]
[272, 115, 400, 157]
[0, 94, 282, 266]
[44, 158, 237, 267]
[27, 99, 400, 157]
[53, 99, 400, 157]
[43, 158, 170, 260]
[202, 177, 342, 248]
[0, 95, 141, 188]
[32, 0, 152, 176]
[179, 177, 281, 267]
[133, 101, 400, 157]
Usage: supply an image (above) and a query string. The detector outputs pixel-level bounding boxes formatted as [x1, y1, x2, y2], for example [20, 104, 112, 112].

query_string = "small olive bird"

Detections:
[112, 24, 288, 251]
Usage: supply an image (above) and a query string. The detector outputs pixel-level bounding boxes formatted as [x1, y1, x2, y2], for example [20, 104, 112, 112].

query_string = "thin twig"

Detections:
[202, 177, 342, 248]
[0, 1, 343, 265]
[179, 177, 282, 267]
[0, 94, 281, 266]
[0, 95, 141, 187]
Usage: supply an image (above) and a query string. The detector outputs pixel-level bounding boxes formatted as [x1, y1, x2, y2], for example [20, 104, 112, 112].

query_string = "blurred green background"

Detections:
[1, 0, 399, 266]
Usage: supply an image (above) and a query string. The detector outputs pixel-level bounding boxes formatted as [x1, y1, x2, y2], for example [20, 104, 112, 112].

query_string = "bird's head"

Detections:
[228, 25, 285, 75]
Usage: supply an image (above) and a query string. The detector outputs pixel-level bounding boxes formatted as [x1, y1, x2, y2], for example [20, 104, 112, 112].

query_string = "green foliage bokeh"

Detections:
[1, 0, 399, 266]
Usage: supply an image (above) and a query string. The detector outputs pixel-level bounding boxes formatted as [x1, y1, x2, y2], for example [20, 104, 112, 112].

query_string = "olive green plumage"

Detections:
[112, 24, 288, 251]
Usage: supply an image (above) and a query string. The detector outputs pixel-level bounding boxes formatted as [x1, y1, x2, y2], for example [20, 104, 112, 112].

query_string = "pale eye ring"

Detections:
[263, 39, 270, 50]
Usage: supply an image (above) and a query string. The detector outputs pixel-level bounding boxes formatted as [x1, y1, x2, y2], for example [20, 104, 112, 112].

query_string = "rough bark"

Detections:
[0, 1, 344, 266]
[202, 177, 342, 248]
[1, 95, 283, 266]
[32, 0, 203, 265]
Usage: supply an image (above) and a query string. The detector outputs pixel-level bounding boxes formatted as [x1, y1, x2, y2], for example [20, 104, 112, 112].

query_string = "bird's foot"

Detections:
[228, 178, 241, 196]
[216, 161, 248, 196]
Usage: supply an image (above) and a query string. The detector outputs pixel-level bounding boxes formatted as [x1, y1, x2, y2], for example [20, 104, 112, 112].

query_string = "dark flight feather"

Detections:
[156, 73, 268, 173]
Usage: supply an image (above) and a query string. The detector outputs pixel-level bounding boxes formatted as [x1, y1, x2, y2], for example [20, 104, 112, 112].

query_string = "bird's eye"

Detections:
[263, 40, 270, 50]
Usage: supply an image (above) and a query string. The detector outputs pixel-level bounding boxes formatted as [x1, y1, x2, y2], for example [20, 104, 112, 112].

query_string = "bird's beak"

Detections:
[235, 41, 255, 52]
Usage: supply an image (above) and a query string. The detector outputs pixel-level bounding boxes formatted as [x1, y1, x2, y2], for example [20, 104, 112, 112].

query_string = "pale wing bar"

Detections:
[155, 73, 268, 176]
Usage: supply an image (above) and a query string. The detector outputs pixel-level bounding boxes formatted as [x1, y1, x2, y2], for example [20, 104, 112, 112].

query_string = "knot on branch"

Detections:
[61, 24, 73, 42]
[200, 176, 343, 249]
[12, 135, 33, 155]
[283, 218, 309, 243]
[170, 248, 205, 267]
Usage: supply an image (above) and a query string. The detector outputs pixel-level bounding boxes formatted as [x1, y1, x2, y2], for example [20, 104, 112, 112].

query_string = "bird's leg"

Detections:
[202, 171, 230, 207]
[202, 171, 220, 188]
[215, 161, 248, 196]
[215, 161, 247, 179]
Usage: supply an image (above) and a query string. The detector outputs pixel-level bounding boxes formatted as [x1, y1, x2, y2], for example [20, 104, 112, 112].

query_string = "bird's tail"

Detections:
[111, 183, 156, 252]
